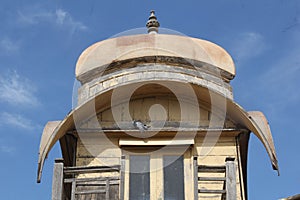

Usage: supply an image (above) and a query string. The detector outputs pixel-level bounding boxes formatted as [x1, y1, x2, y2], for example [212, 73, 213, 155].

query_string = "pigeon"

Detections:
[133, 120, 149, 132]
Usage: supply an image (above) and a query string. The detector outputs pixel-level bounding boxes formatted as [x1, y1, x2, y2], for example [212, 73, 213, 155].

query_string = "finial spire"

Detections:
[146, 10, 160, 34]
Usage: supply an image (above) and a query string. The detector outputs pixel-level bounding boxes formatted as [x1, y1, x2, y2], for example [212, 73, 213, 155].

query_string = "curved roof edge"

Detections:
[37, 121, 61, 183]
[227, 107, 279, 173]
[37, 88, 278, 183]
[75, 34, 235, 80]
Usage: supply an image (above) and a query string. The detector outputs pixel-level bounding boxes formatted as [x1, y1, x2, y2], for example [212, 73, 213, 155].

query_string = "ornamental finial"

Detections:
[146, 10, 160, 34]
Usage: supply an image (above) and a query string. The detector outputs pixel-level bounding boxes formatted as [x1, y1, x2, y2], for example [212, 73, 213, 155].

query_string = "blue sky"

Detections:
[0, 0, 299, 199]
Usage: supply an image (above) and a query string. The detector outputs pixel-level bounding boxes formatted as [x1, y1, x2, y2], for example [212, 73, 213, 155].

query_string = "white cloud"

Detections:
[17, 9, 51, 25]
[0, 38, 20, 54]
[0, 112, 38, 131]
[55, 9, 87, 31]
[0, 139, 16, 154]
[0, 71, 40, 107]
[260, 47, 300, 103]
[56, 9, 67, 25]
[230, 32, 266, 64]
[17, 7, 87, 31]
[0, 144, 16, 154]
[256, 31, 300, 116]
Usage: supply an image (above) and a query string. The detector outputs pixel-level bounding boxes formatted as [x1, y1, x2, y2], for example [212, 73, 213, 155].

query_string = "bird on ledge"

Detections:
[133, 120, 149, 132]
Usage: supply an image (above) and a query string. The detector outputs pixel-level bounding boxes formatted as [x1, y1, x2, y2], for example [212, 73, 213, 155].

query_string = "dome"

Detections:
[75, 34, 235, 83]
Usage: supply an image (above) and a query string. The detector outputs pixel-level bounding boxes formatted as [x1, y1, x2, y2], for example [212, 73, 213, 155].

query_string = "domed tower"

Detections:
[38, 11, 278, 200]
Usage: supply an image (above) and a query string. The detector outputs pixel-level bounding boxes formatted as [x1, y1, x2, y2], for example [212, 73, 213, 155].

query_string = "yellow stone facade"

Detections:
[38, 28, 278, 200]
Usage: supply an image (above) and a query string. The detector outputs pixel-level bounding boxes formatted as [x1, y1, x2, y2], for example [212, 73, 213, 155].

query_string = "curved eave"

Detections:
[37, 89, 279, 183]
[37, 116, 75, 183]
[38, 121, 61, 155]
[227, 104, 279, 173]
